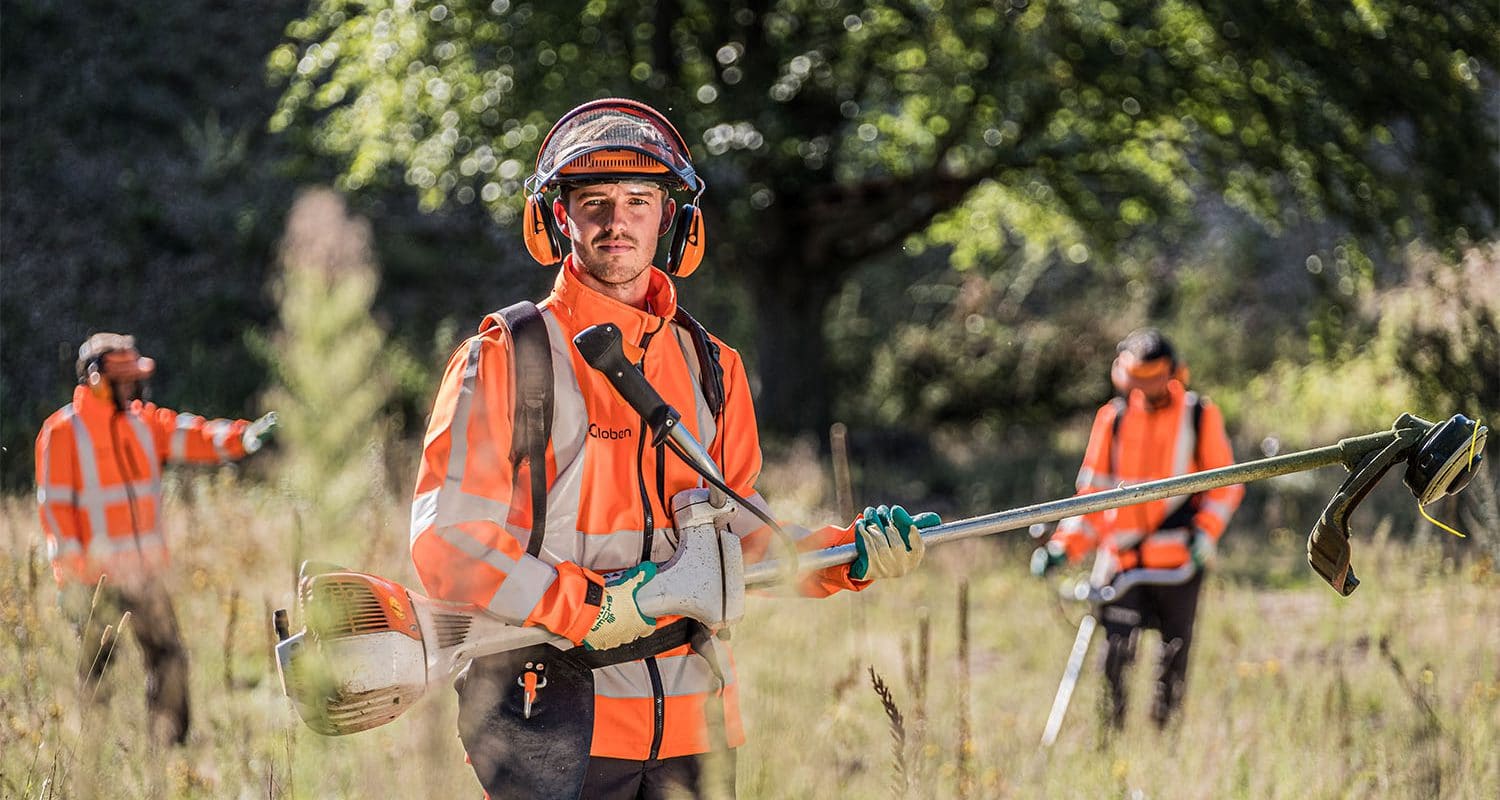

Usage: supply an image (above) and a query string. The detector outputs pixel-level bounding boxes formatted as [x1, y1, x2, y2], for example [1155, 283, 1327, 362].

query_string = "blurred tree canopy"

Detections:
[0, 0, 534, 489]
[269, 0, 1498, 435]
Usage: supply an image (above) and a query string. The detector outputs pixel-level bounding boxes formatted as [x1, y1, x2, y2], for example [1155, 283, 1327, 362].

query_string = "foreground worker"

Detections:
[410, 98, 936, 798]
[35, 333, 277, 745]
[1034, 328, 1243, 729]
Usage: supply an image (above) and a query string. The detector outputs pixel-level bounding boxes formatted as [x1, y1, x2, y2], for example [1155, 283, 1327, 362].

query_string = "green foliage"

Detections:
[1374, 244, 1500, 418]
[1217, 244, 1498, 448]
[265, 0, 1500, 433]
[829, 265, 1124, 429]
[262, 188, 397, 565]
[0, 0, 307, 489]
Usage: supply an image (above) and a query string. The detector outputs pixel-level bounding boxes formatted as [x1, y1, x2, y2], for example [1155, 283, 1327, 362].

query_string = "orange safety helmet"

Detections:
[1110, 328, 1188, 398]
[523, 98, 706, 277]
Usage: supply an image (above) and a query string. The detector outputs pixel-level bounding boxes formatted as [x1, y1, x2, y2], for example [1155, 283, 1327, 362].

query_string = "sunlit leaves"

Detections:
[268, 0, 1496, 273]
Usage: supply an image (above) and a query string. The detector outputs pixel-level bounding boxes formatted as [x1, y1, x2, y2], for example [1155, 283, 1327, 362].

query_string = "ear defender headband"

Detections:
[523, 98, 707, 277]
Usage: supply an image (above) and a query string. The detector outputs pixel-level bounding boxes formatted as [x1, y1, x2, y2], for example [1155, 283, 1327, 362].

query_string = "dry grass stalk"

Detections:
[829, 422, 855, 522]
[223, 588, 240, 691]
[58, 609, 132, 795]
[1378, 635, 1441, 727]
[868, 665, 909, 798]
[902, 609, 932, 788]
[957, 580, 973, 800]
[1378, 635, 1447, 796]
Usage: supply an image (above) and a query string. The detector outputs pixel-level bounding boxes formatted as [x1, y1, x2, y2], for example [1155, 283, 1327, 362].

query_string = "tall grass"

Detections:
[1, 467, 1498, 797]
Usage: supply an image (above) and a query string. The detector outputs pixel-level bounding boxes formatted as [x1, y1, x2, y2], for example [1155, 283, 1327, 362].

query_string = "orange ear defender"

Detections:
[1173, 361, 1190, 387]
[666, 203, 705, 277]
[523, 193, 565, 266]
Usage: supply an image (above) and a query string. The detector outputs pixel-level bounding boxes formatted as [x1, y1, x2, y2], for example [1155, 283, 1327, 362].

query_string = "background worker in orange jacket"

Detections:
[35, 332, 277, 745]
[1033, 328, 1243, 729]
[410, 98, 937, 799]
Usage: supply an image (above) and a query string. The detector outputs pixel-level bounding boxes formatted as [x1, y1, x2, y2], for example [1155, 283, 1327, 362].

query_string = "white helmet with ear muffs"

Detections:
[523, 98, 707, 277]
[76, 332, 156, 405]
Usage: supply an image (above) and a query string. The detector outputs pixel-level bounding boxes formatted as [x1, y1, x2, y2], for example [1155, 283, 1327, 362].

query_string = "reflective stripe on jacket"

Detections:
[411, 258, 866, 760]
[1053, 381, 1243, 570]
[35, 385, 253, 585]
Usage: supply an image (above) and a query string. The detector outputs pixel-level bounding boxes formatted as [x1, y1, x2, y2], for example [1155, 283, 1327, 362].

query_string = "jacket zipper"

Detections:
[632, 325, 668, 761]
[634, 327, 658, 561]
[646, 655, 666, 761]
[109, 412, 147, 563]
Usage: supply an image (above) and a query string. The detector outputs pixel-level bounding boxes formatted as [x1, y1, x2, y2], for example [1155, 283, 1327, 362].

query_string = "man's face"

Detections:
[96, 348, 155, 406]
[1139, 375, 1172, 408]
[1112, 353, 1173, 408]
[554, 181, 674, 288]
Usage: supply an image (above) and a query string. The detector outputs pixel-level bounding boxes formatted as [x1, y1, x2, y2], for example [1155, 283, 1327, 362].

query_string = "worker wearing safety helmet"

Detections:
[1033, 328, 1243, 730]
[34, 332, 278, 745]
[410, 98, 938, 798]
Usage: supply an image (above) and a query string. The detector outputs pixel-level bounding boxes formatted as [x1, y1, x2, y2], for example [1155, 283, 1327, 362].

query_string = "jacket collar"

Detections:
[545, 255, 678, 356]
[71, 384, 117, 420]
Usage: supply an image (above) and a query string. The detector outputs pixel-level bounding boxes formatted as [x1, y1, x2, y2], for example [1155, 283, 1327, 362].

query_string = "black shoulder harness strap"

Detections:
[498, 301, 553, 558]
[492, 301, 726, 558]
[671, 306, 725, 418]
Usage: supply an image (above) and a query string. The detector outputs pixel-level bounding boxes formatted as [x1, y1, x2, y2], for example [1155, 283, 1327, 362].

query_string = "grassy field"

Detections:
[0, 457, 1496, 799]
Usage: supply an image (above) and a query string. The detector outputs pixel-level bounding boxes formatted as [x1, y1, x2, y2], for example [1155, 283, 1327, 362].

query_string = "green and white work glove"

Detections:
[584, 562, 658, 651]
[1030, 541, 1068, 578]
[848, 505, 940, 581]
[1190, 529, 1217, 568]
[242, 411, 279, 454]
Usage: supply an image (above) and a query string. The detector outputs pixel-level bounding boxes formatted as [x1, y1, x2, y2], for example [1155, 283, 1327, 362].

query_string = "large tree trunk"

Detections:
[747, 252, 840, 437]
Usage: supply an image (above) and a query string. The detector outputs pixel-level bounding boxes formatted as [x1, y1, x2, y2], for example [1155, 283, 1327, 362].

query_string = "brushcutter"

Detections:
[1036, 562, 1200, 747]
[274, 320, 1488, 735]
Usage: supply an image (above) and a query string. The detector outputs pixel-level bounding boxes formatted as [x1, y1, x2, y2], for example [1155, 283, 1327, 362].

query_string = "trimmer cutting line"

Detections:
[273, 321, 1487, 735]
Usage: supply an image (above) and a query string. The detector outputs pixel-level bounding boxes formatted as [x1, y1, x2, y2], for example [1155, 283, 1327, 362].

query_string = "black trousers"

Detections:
[582, 752, 737, 800]
[1098, 570, 1204, 729]
[72, 580, 191, 745]
[457, 646, 737, 799]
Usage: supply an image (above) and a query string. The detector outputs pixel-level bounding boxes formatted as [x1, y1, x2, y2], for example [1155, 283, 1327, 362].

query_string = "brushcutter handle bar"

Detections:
[574, 323, 725, 489]
[574, 323, 678, 442]
[744, 416, 1446, 589]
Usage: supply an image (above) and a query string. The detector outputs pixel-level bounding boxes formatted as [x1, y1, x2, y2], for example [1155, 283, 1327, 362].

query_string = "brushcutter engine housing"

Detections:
[274, 487, 745, 736]
[274, 569, 558, 735]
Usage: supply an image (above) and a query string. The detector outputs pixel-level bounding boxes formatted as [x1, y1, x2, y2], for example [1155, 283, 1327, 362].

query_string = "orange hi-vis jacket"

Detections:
[411, 258, 868, 761]
[36, 385, 255, 586]
[1052, 381, 1243, 571]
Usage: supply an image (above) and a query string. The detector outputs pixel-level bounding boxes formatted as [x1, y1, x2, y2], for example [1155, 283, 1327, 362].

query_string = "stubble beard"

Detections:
[581, 250, 651, 288]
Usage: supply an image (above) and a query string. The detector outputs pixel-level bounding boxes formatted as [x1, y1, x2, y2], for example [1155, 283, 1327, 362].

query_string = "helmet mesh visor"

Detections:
[534, 107, 696, 191]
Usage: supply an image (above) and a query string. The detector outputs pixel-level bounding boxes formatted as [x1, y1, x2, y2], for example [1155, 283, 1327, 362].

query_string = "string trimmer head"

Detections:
[1308, 413, 1487, 596]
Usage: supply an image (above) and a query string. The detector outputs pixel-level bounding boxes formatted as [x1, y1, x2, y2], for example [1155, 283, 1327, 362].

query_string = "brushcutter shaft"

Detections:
[743, 423, 1424, 588]
[1040, 613, 1097, 747]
